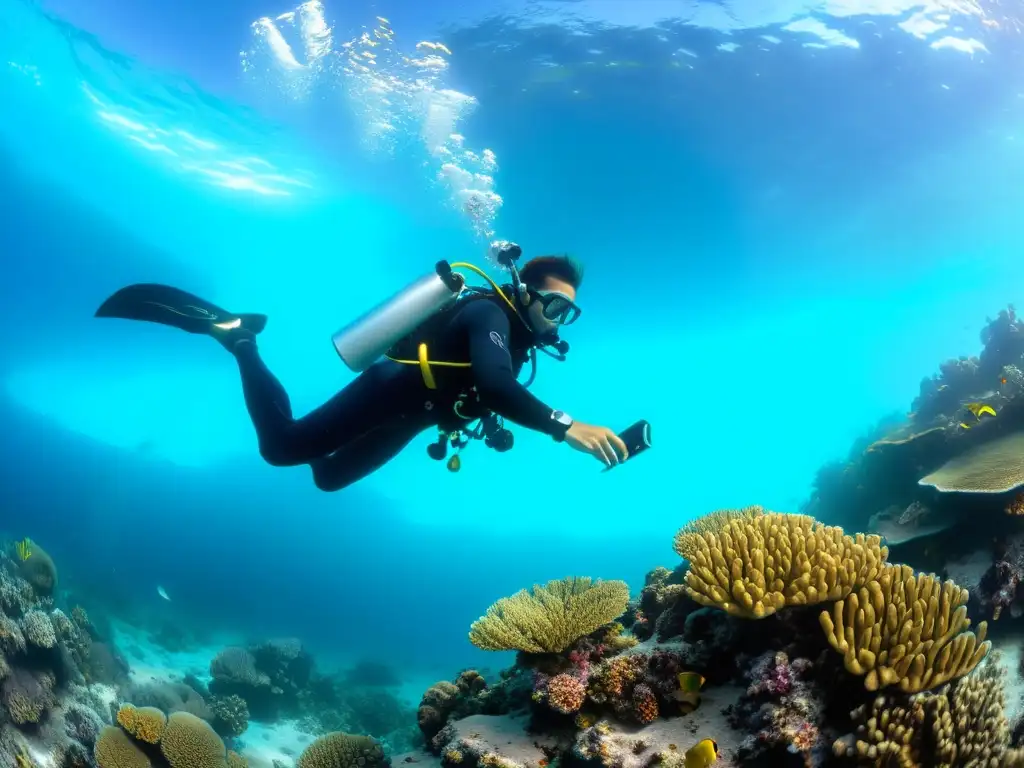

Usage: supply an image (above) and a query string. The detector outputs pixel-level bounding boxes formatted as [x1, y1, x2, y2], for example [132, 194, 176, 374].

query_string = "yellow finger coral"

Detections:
[672, 505, 765, 562]
[833, 657, 1024, 767]
[819, 563, 990, 693]
[158, 711, 228, 768]
[678, 511, 888, 619]
[296, 733, 388, 768]
[94, 725, 153, 768]
[468, 577, 630, 653]
[117, 704, 167, 744]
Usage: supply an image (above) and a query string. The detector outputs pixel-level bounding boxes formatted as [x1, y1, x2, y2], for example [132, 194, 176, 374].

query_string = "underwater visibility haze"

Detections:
[4, 0, 1024, 765]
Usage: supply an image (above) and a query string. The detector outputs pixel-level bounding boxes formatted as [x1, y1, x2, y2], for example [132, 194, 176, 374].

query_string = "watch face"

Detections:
[552, 410, 571, 425]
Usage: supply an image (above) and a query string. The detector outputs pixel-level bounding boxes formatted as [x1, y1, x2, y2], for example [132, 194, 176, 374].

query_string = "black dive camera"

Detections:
[493, 242, 522, 268]
[602, 419, 652, 471]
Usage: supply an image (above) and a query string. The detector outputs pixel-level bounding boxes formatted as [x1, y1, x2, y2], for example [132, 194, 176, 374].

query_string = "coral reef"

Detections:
[295, 732, 388, 768]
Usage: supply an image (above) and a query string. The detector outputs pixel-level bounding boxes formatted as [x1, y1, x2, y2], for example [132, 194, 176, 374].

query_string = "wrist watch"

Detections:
[550, 410, 573, 441]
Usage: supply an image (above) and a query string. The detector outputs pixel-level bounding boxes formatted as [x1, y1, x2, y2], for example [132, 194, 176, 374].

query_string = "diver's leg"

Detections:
[309, 420, 430, 492]
[232, 341, 424, 466]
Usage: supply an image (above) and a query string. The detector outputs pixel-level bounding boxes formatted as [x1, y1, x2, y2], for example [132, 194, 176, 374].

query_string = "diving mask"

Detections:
[531, 289, 581, 326]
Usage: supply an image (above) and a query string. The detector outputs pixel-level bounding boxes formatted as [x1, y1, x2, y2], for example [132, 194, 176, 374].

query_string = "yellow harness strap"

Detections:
[384, 262, 528, 390]
[386, 342, 472, 390]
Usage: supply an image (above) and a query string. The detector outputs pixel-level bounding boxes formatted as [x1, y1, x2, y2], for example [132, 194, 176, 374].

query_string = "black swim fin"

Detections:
[95, 283, 268, 336]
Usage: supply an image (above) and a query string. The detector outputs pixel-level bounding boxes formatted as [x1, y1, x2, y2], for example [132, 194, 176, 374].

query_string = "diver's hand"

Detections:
[565, 421, 629, 467]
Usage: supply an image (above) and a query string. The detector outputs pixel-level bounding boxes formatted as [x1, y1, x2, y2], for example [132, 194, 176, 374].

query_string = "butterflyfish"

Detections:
[684, 739, 719, 767]
[965, 402, 997, 419]
[671, 671, 706, 713]
[15, 539, 31, 561]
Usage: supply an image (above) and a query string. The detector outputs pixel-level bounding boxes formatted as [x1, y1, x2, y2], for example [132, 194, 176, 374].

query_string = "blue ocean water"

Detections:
[1, 0, 1022, 726]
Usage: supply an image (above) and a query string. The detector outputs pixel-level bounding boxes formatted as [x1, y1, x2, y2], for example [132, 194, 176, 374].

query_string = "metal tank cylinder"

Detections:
[332, 261, 464, 372]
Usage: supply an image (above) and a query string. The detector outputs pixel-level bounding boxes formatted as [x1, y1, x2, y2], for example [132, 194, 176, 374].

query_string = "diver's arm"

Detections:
[460, 301, 570, 440]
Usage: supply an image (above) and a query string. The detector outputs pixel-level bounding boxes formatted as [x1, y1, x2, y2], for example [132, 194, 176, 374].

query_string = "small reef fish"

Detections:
[15, 539, 31, 561]
[670, 671, 705, 713]
[684, 738, 718, 767]
[964, 402, 997, 419]
[157, 586, 170, 601]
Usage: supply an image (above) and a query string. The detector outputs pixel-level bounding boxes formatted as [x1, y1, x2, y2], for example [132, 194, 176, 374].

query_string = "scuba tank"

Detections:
[332, 261, 465, 372]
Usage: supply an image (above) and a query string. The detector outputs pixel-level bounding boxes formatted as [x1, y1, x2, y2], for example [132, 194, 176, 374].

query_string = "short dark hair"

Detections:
[519, 254, 585, 291]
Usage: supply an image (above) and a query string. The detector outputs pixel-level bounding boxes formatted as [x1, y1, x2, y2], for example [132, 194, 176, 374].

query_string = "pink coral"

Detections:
[546, 674, 586, 714]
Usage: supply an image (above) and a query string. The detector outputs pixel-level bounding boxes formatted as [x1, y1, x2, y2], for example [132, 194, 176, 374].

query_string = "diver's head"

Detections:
[518, 254, 584, 337]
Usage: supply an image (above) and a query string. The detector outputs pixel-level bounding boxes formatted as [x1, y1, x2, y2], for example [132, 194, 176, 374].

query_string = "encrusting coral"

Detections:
[468, 577, 630, 653]
[676, 509, 889, 619]
[819, 563, 990, 693]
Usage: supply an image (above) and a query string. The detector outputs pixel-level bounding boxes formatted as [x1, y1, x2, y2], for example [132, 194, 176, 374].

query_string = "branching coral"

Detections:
[468, 577, 630, 653]
[833, 658, 1024, 767]
[819, 564, 990, 693]
[20, 610, 56, 649]
[678, 511, 888, 619]
[296, 732, 388, 768]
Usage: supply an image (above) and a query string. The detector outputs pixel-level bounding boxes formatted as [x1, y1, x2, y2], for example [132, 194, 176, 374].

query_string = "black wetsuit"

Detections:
[232, 295, 567, 491]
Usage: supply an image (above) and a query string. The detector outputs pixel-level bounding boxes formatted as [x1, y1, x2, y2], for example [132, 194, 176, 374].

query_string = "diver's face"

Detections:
[525, 276, 578, 336]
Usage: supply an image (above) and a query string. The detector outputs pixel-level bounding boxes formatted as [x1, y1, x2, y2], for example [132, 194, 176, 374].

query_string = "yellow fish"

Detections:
[671, 671, 706, 713]
[684, 739, 719, 768]
[964, 402, 997, 419]
[15, 539, 31, 561]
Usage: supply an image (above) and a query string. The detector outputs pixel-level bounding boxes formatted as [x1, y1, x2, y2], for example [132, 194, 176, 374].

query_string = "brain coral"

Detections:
[20, 609, 57, 648]
[94, 725, 153, 768]
[117, 704, 167, 744]
[159, 710, 228, 768]
[297, 733, 388, 768]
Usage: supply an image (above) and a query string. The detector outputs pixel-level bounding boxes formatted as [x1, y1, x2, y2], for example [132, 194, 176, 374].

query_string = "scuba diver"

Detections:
[94, 242, 629, 491]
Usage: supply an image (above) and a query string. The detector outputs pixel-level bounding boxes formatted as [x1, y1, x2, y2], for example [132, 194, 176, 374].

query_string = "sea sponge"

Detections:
[297, 733, 388, 768]
[20, 610, 56, 649]
[819, 563, 990, 693]
[18, 539, 58, 597]
[545, 674, 586, 714]
[469, 577, 630, 653]
[158, 711, 228, 768]
[94, 725, 152, 768]
[918, 432, 1024, 493]
[116, 704, 167, 744]
[678, 511, 888, 619]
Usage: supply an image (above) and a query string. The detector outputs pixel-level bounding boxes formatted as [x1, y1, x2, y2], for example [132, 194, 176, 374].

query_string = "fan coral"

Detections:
[819, 563, 990, 693]
[469, 577, 630, 653]
[544, 674, 586, 714]
[93, 725, 152, 768]
[296, 732, 388, 768]
[20, 609, 56, 649]
[678, 511, 888, 619]
[116, 704, 167, 744]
